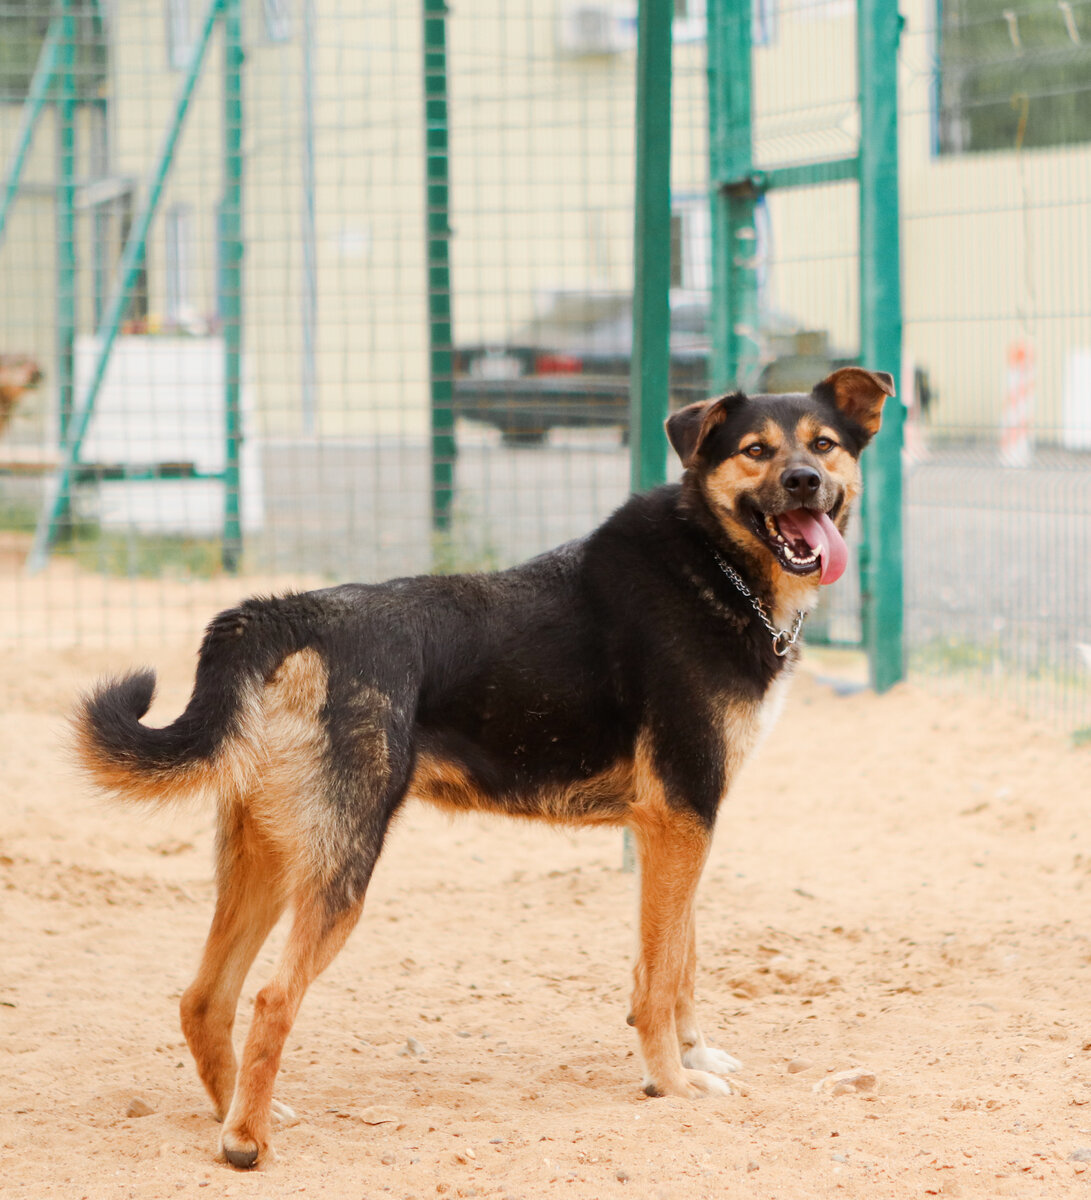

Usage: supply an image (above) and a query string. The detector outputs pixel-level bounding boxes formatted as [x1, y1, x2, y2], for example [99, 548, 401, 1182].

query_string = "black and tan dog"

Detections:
[75, 366, 893, 1168]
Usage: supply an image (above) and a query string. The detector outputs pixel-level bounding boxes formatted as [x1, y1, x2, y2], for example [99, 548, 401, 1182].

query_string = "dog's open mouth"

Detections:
[748, 502, 848, 585]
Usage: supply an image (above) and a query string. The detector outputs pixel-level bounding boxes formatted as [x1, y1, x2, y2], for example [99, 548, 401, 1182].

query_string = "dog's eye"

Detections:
[812, 436, 836, 454]
[742, 443, 766, 460]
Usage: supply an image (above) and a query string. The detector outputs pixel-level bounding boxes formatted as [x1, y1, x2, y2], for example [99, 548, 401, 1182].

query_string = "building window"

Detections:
[120, 197, 149, 325]
[166, 0, 192, 70]
[673, 0, 706, 43]
[165, 204, 192, 326]
[670, 215, 684, 289]
[263, 0, 293, 43]
[671, 0, 776, 47]
[752, 0, 777, 46]
[670, 201, 711, 293]
[937, 0, 1091, 154]
[0, 0, 108, 102]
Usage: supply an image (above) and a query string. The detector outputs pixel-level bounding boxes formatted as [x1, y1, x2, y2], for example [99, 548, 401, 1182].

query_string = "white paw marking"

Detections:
[686, 1068, 732, 1096]
[682, 1045, 743, 1075]
[642, 1067, 734, 1098]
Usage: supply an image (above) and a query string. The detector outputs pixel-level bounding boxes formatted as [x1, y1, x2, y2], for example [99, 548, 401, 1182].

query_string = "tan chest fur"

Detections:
[720, 666, 795, 793]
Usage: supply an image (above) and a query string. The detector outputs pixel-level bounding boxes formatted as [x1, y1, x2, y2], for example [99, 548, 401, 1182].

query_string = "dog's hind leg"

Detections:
[212, 647, 413, 1167]
[180, 806, 289, 1120]
[628, 793, 728, 1099]
[219, 883, 366, 1169]
[676, 908, 741, 1076]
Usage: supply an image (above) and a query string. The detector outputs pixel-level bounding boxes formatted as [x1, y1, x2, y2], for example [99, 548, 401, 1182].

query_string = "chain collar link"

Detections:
[708, 547, 806, 657]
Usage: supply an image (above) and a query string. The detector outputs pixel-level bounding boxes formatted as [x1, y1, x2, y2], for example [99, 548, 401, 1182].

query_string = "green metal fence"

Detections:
[0, 0, 1088, 730]
[708, 0, 903, 692]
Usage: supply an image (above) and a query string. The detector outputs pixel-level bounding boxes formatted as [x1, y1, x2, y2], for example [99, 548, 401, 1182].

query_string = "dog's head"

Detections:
[666, 367, 894, 587]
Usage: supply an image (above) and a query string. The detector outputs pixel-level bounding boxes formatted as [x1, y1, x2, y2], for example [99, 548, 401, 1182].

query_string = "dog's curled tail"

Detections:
[73, 597, 306, 808]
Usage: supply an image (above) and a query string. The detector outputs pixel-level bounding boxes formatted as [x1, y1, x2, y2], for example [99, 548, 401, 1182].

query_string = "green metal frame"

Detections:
[629, 0, 673, 497]
[707, 0, 759, 393]
[858, 0, 905, 691]
[27, 0, 232, 573]
[705, 0, 904, 691]
[220, 0, 245, 571]
[623, 0, 674, 872]
[424, 0, 456, 538]
[0, 17, 64, 247]
[56, 0, 78, 448]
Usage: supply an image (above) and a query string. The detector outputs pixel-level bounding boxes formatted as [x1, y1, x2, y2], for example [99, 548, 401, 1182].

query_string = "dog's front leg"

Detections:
[627, 805, 730, 1098]
[676, 911, 742, 1076]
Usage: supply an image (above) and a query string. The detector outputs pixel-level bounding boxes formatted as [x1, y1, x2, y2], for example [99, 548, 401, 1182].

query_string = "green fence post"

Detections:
[858, 0, 904, 691]
[424, 0, 455, 538]
[623, 0, 673, 874]
[56, 0, 77, 459]
[0, 17, 62, 247]
[90, 103, 110, 329]
[629, 0, 673, 498]
[707, 0, 759, 393]
[220, 0, 244, 572]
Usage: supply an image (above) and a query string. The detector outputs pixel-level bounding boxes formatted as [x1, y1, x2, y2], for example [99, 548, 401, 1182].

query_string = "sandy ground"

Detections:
[2, 626, 1091, 1199]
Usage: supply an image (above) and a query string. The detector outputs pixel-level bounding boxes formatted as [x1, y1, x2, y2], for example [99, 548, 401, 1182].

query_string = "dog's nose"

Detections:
[780, 465, 822, 499]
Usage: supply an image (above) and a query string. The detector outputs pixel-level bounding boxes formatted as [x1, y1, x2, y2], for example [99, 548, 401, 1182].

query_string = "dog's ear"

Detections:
[665, 394, 739, 468]
[815, 367, 895, 440]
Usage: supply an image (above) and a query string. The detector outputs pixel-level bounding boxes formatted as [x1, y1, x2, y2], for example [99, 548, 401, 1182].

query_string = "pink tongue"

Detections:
[777, 508, 848, 585]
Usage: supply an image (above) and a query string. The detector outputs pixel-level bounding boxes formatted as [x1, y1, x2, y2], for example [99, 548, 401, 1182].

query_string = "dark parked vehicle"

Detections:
[452, 290, 863, 444]
[452, 291, 710, 445]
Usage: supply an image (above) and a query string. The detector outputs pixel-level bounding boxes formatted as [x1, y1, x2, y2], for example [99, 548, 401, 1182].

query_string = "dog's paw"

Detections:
[270, 1099, 298, 1127]
[682, 1045, 742, 1075]
[220, 1124, 273, 1170]
[221, 1135, 262, 1170]
[643, 1068, 732, 1099]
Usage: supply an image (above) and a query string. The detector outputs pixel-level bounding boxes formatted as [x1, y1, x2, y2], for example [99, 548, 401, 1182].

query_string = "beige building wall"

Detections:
[898, 0, 1091, 441]
[744, 0, 1091, 439]
[243, 1, 429, 439]
[106, 0, 430, 440]
[448, 3, 710, 344]
[751, 6, 859, 358]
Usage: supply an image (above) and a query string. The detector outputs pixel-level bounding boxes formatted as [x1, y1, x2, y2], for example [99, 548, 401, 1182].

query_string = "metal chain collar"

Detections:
[708, 547, 806, 657]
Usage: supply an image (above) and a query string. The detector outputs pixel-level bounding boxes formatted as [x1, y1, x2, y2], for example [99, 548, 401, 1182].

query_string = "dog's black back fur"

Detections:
[84, 482, 786, 837]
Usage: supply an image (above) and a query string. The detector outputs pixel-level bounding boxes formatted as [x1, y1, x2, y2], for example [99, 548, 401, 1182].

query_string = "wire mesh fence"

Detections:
[0, 0, 1088, 730]
[900, 0, 1091, 730]
[0, 0, 678, 641]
